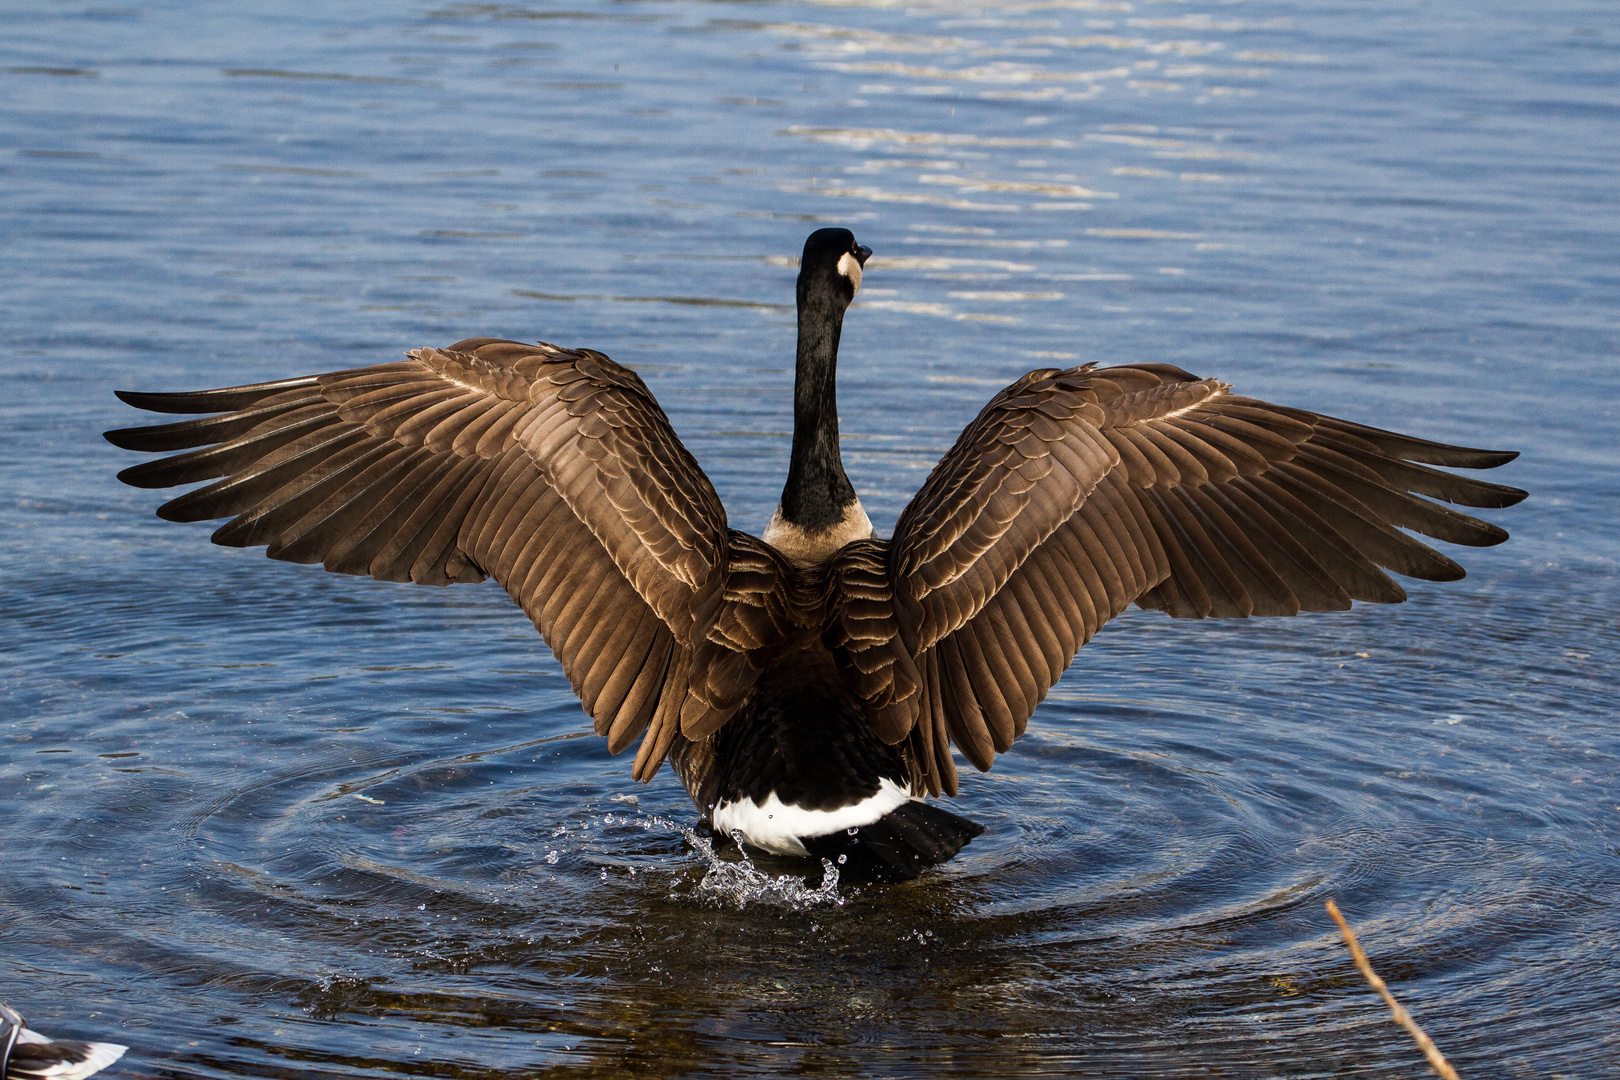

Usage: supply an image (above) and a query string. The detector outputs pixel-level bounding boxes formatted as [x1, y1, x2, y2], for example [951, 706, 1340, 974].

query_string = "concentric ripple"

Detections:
[4, 0, 1618, 1076]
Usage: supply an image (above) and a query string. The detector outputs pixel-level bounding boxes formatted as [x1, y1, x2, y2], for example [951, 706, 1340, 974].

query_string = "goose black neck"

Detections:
[779, 278, 857, 531]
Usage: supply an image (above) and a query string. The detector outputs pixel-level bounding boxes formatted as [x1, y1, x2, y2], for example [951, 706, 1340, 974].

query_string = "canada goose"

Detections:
[0, 1002, 126, 1080]
[107, 228, 1524, 883]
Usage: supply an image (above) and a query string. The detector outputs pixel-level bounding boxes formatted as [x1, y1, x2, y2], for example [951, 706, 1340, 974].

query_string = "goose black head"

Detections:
[798, 227, 872, 308]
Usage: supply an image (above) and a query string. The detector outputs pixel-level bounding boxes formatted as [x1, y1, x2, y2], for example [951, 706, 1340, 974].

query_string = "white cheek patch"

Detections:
[836, 251, 863, 293]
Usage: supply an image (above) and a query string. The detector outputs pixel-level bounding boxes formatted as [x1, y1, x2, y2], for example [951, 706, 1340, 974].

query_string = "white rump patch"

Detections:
[836, 250, 864, 293]
[713, 777, 913, 857]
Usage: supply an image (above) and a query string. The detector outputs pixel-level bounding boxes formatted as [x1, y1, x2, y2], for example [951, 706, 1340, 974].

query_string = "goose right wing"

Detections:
[107, 337, 732, 777]
[881, 363, 1524, 795]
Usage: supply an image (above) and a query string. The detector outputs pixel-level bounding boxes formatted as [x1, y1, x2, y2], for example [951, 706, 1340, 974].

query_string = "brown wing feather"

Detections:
[108, 337, 745, 778]
[871, 362, 1524, 790]
[823, 539, 922, 744]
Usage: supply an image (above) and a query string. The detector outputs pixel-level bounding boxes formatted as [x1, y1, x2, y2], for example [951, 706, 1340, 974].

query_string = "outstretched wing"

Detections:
[107, 337, 732, 777]
[873, 363, 1525, 795]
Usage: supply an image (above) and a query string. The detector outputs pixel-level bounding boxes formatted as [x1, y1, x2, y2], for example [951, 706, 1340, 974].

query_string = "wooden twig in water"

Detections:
[1326, 899, 1460, 1080]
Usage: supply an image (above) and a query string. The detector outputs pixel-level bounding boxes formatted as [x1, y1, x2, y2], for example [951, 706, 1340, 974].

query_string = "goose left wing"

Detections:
[107, 337, 734, 777]
[863, 363, 1524, 796]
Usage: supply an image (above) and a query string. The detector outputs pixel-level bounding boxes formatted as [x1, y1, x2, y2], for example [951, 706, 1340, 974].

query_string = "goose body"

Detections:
[1, 1003, 126, 1080]
[107, 228, 1525, 882]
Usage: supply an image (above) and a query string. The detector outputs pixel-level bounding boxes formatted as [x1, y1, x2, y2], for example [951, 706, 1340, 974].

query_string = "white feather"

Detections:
[713, 777, 912, 856]
[14, 1028, 128, 1080]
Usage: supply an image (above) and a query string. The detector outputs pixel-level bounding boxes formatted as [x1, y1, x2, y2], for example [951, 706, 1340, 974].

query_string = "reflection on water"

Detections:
[3, 0, 1618, 1076]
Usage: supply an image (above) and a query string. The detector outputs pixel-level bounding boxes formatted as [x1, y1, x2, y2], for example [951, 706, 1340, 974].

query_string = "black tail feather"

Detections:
[801, 801, 984, 884]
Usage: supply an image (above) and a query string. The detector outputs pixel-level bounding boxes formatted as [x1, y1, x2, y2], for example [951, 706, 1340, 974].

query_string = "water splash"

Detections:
[688, 829, 845, 910]
[586, 811, 846, 909]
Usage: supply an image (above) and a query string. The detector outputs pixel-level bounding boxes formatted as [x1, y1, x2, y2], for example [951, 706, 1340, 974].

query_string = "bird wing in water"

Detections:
[872, 362, 1525, 796]
[106, 337, 735, 778]
[1, 1001, 127, 1080]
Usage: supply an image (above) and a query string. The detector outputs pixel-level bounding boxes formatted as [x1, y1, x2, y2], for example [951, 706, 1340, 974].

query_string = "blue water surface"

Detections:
[2, 0, 1617, 1076]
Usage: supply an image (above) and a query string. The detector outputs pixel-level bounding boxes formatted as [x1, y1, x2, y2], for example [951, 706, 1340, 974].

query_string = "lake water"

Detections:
[3, 0, 1617, 1076]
